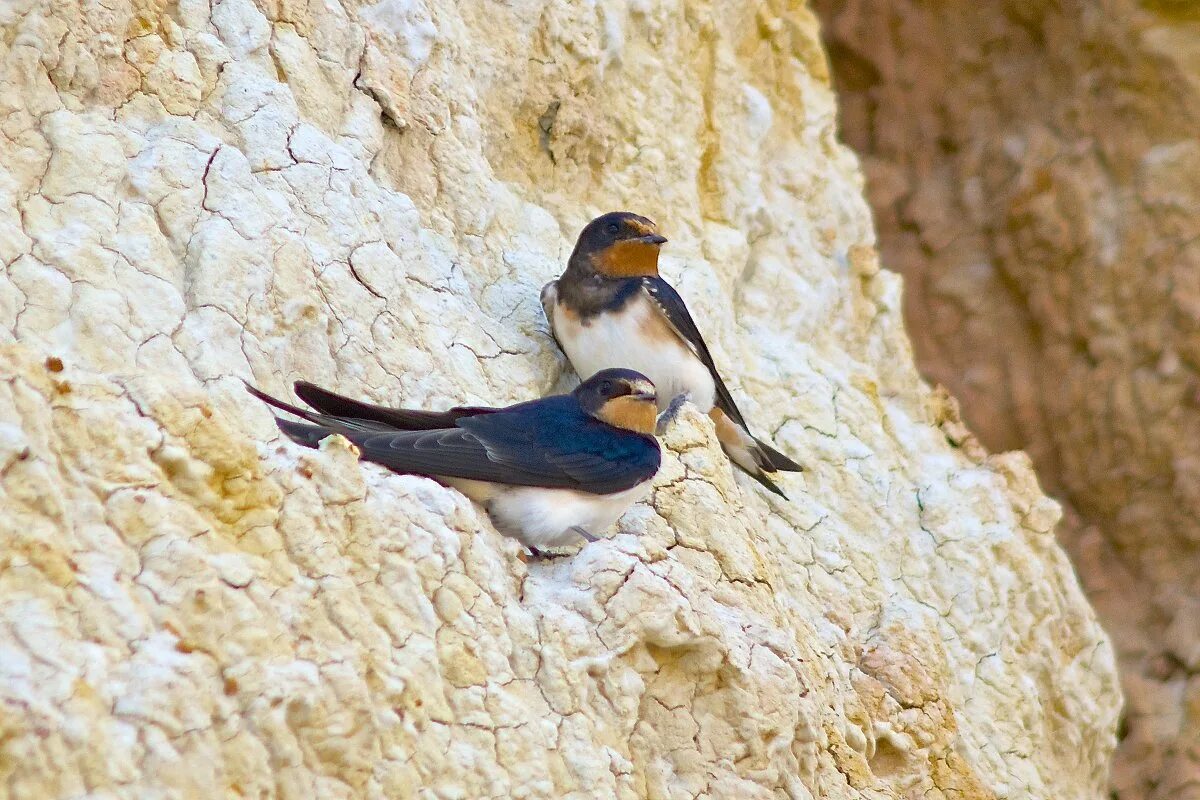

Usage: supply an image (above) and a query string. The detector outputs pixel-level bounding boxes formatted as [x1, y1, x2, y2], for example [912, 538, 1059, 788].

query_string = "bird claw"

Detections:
[570, 525, 599, 543]
[655, 392, 692, 435]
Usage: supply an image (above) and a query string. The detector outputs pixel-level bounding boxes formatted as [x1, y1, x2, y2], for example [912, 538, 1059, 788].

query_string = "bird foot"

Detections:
[656, 392, 692, 435]
[570, 526, 599, 543]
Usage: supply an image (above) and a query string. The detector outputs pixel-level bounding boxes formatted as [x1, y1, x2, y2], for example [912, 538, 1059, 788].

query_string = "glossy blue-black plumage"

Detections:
[454, 395, 660, 494]
[249, 375, 661, 496]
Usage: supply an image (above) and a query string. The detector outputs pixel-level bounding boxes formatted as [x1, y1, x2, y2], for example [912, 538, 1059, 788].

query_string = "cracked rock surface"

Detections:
[0, 1, 1118, 798]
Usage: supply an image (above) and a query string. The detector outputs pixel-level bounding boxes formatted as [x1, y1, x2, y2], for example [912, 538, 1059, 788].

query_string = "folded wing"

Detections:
[456, 402, 659, 494]
[639, 277, 802, 474]
[638, 277, 751, 430]
[260, 389, 660, 495]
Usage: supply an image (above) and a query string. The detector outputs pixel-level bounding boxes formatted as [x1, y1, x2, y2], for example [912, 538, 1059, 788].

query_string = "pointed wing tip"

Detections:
[754, 438, 804, 473]
[275, 417, 333, 449]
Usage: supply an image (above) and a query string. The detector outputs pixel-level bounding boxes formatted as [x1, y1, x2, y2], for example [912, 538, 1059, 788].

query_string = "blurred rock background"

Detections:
[813, 1, 1200, 797]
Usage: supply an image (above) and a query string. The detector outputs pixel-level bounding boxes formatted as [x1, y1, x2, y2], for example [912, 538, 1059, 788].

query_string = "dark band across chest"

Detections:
[561, 276, 644, 322]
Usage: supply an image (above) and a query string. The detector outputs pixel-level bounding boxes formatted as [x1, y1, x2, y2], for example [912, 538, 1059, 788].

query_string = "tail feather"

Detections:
[245, 382, 346, 448]
[747, 468, 788, 499]
[294, 380, 497, 430]
[244, 381, 332, 427]
[709, 407, 794, 498]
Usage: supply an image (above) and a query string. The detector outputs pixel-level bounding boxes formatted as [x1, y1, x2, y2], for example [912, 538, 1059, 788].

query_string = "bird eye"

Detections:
[599, 380, 613, 395]
[605, 222, 620, 235]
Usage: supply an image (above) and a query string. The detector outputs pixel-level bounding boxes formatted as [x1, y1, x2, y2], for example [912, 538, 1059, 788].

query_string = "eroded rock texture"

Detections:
[813, 0, 1200, 796]
[0, 0, 1118, 798]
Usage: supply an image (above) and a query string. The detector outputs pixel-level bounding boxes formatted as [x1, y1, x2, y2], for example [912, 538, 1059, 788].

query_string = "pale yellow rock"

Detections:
[0, 1, 1117, 799]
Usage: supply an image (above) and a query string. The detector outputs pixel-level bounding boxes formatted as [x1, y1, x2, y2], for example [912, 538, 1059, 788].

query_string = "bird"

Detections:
[244, 368, 662, 554]
[541, 211, 802, 497]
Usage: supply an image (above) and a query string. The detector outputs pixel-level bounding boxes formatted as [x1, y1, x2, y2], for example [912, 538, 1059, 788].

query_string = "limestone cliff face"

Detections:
[0, 1, 1118, 798]
[813, 1, 1200, 796]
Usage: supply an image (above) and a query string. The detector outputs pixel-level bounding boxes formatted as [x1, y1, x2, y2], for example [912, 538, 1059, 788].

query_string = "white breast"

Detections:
[485, 483, 651, 549]
[553, 294, 716, 412]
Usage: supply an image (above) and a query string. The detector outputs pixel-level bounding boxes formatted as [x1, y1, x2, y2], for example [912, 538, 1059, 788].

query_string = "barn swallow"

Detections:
[541, 211, 802, 497]
[245, 369, 661, 553]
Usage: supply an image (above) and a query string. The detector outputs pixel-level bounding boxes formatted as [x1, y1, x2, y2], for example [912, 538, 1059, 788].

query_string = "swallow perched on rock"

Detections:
[541, 211, 802, 497]
[245, 369, 661, 553]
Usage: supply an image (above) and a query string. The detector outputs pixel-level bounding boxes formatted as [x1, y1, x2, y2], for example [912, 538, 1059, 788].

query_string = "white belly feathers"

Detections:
[553, 293, 716, 413]
[443, 465, 651, 550]
[487, 483, 651, 549]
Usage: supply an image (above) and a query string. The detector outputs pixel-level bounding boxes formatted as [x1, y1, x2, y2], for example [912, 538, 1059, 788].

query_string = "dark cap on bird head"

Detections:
[575, 368, 658, 435]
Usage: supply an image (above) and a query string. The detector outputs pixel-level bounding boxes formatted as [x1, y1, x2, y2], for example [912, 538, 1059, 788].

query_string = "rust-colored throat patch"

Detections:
[592, 239, 662, 278]
[596, 396, 658, 435]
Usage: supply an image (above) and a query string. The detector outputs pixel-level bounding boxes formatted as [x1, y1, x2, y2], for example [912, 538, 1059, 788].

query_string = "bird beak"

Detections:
[637, 234, 668, 245]
[631, 389, 657, 401]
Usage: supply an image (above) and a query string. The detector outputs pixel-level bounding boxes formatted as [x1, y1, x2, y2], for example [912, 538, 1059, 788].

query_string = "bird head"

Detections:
[576, 368, 658, 435]
[569, 212, 668, 279]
